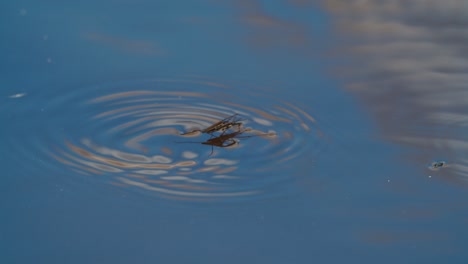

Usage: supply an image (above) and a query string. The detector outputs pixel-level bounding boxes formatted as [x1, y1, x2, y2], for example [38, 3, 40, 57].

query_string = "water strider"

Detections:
[178, 114, 257, 155]
[180, 114, 243, 136]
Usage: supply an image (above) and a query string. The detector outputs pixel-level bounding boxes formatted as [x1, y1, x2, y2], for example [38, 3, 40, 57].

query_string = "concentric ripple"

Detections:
[8, 78, 328, 201]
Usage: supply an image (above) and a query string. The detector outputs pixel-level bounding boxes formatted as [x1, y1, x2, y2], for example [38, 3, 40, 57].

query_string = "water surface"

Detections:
[1, 1, 468, 263]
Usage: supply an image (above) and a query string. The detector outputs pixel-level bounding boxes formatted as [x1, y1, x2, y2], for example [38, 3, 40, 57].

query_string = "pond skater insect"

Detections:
[177, 129, 255, 156]
[180, 114, 243, 136]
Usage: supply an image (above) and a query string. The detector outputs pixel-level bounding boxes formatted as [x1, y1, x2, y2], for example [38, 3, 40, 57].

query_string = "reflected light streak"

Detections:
[118, 177, 258, 197]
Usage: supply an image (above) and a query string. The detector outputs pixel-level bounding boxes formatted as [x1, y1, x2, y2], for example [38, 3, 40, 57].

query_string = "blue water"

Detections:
[2, 1, 468, 263]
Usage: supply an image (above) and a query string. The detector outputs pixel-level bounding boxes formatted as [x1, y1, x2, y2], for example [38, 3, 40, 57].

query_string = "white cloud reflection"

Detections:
[321, 0, 468, 180]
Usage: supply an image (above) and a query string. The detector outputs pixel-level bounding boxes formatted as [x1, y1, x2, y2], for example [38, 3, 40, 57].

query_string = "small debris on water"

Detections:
[428, 160, 447, 171]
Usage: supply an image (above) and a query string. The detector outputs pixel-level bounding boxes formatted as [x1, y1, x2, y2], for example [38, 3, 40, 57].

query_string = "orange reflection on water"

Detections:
[124, 128, 180, 153]
[51, 137, 249, 200]
[66, 141, 181, 170]
[117, 177, 257, 198]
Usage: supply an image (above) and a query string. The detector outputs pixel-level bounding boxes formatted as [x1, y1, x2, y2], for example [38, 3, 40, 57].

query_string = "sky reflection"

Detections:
[321, 0, 468, 182]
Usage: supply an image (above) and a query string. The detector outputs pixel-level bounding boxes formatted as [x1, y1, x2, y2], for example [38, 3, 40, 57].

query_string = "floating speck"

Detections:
[9, 93, 27, 99]
[19, 9, 27, 16]
[429, 161, 447, 171]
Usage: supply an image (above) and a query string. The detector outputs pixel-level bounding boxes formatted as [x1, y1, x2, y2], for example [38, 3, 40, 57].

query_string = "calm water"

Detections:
[2, 1, 468, 263]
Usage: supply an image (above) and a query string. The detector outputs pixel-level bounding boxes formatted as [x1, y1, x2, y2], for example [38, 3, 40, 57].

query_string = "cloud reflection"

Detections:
[322, 0, 468, 181]
[230, 0, 312, 51]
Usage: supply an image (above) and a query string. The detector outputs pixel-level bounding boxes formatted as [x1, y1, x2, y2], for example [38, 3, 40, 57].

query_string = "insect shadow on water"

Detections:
[177, 114, 261, 156]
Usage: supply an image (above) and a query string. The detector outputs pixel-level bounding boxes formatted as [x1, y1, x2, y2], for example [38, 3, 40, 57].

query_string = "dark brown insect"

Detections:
[202, 114, 243, 134]
[203, 131, 242, 155]
[181, 114, 243, 135]
[177, 129, 254, 156]
[177, 114, 275, 155]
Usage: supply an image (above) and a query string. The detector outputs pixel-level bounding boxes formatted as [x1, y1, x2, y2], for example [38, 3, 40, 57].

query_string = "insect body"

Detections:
[177, 113, 271, 155]
[181, 114, 242, 136]
[201, 114, 242, 134]
[189, 130, 253, 156]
